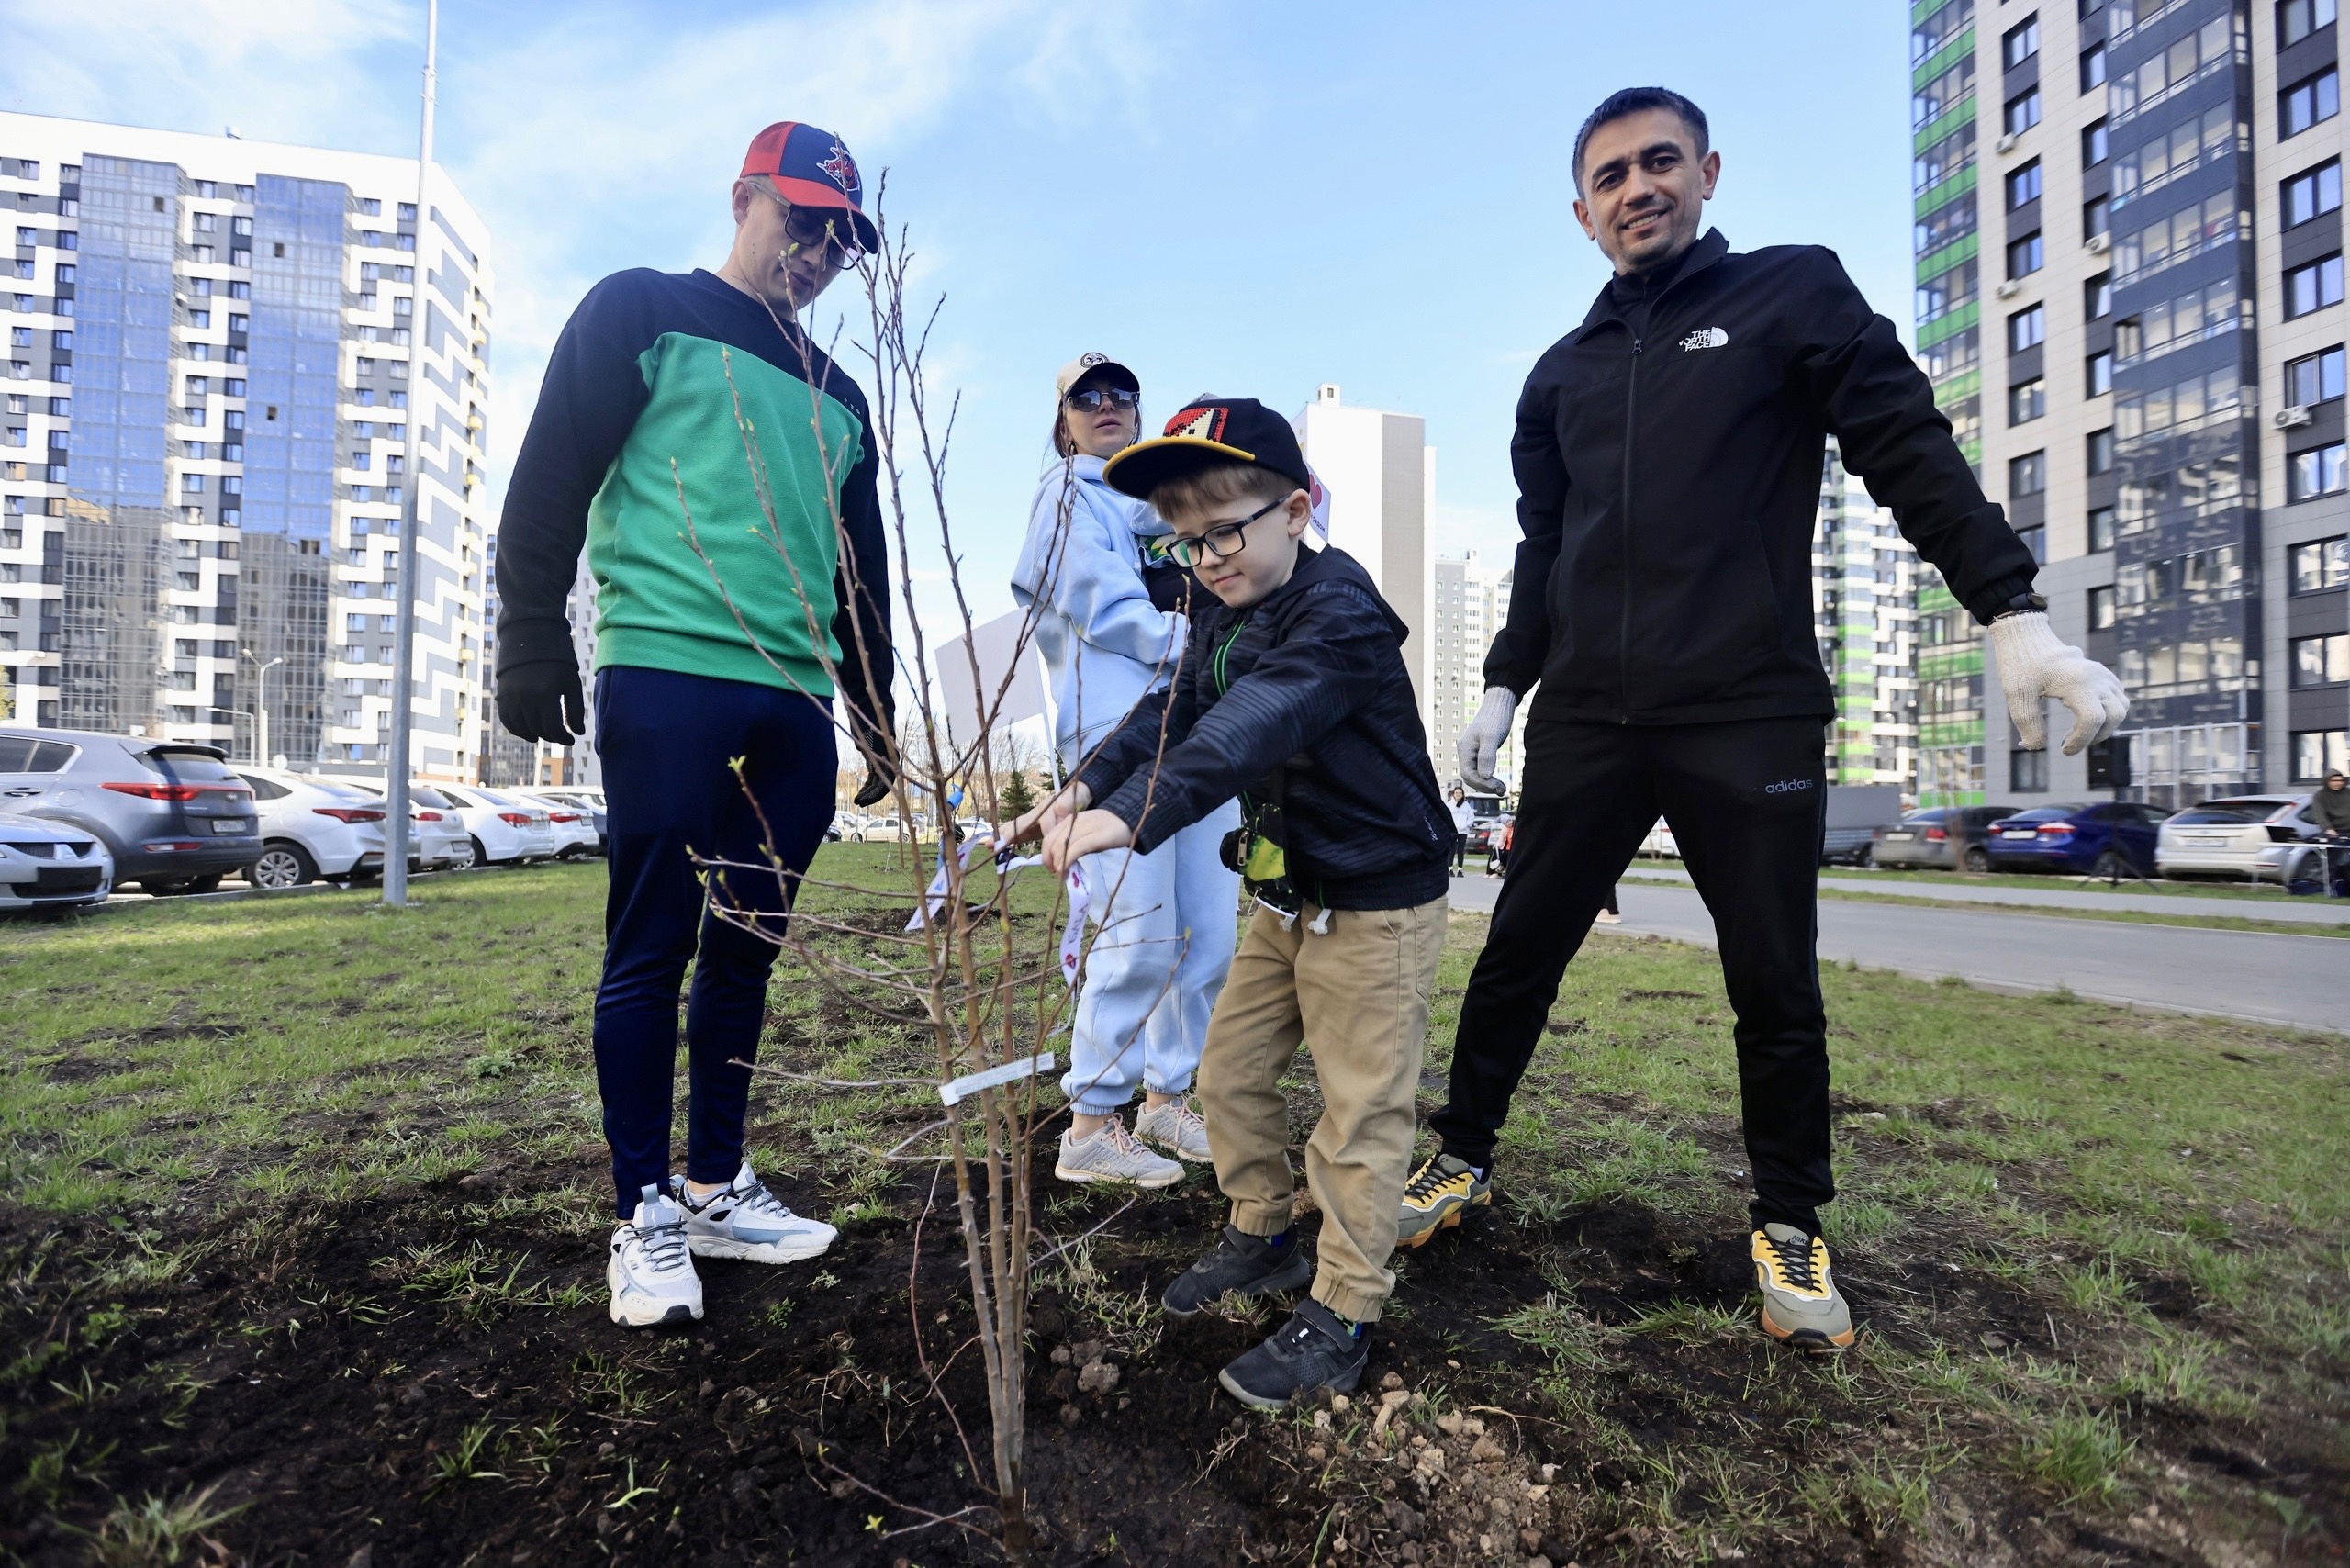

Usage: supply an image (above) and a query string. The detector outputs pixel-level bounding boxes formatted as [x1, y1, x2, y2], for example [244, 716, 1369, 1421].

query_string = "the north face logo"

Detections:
[1680, 327, 1729, 351]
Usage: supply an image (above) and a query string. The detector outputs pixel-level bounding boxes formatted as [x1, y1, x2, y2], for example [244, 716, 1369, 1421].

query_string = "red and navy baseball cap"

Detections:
[739, 121, 879, 250]
[1102, 397, 1312, 500]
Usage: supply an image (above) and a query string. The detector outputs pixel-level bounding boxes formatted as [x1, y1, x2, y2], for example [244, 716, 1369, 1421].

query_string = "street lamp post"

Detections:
[241, 649, 285, 767]
[384, 0, 438, 908]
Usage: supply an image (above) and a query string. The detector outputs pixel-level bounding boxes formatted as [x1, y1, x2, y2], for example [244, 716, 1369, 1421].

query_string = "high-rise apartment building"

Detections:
[1295, 384, 1438, 771]
[1910, 0, 2349, 808]
[1814, 441, 1924, 785]
[0, 112, 494, 780]
[1429, 550, 1531, 791]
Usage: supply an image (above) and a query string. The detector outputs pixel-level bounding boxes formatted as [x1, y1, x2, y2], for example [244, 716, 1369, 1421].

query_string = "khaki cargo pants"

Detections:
[1197, 894, 1447, 1323]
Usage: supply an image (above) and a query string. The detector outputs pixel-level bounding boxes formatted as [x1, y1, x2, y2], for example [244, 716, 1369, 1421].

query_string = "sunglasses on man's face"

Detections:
[752, 185, 863, 267]
[1064, 386, 1140, 413]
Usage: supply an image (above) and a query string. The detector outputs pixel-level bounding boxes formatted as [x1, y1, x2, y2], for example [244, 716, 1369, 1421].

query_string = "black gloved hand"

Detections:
[852, 754, 896, 809]
[497, 659, 585, 745]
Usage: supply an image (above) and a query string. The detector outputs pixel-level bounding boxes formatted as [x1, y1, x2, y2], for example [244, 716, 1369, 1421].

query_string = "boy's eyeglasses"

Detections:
[1154, 495, 1287, 568]
[752, 185, 863, 267]
[1063, 386, 1140, 413]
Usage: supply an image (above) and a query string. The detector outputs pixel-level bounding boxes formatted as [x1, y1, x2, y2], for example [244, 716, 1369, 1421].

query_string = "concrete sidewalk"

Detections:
[1442, 873, 2346, 1035]
[1603, 863, 2350, 925]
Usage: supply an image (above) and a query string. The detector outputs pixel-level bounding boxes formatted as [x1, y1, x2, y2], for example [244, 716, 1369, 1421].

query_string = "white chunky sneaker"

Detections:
[609, 1183, 703, 1327]
[1054, 1116, 1184, 1188]
[1134, 1098, 1214, 1163]
[674, 1161, 837, 1264]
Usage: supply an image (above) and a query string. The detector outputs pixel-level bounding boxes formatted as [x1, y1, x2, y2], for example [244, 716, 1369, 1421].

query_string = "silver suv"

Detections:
[0, 727, 261, 894]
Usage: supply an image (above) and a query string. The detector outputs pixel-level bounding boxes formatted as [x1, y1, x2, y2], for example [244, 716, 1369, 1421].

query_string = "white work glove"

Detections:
[1458, 686, 1517, 793]
[1989, 610, 2128, 756]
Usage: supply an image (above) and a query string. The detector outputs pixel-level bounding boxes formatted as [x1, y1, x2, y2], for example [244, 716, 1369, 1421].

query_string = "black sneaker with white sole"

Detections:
[1217, 1299, 1370, 1410]
[1161, 1225, 1313, 1317]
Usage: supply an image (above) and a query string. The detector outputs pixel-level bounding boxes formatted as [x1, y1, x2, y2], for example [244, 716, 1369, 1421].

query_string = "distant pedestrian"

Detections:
[2315, 769, 2350, 896]
[1595, 885, 1621, 924]
[1010, 353, 1240, 1188]
[1449, 786, 1475, 876]
[496, 120, 893, 1328]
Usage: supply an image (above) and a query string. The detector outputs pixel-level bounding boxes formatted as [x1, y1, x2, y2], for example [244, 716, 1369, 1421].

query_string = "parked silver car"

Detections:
[337, 779, 475, 872]
[433, 784, 559, 866]
[230, 768, 390, 889]
[2154, 794, 2318, 882]
[0, 728, 259, 894]
[0, 809, 114, 913]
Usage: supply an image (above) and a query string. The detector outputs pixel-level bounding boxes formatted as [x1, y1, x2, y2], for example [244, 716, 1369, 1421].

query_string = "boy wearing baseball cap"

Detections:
[1018, 398, 1453, 1407]
[495, 121, 893, 1328]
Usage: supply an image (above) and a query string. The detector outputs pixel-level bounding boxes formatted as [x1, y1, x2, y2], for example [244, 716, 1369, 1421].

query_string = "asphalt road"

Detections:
[1444, 873, 2346, 1036]
[1618, 864, 2350, 925]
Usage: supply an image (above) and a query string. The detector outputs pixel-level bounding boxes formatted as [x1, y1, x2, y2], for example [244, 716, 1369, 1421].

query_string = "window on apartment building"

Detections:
[2009, 231, 2046, 277]
[2291, 441, 2350, 499]
[2292, 632, 2350, 685]
[2083, 118, 2109, 167]
[2087, 272, 2112, 319]
[2287, 345, 2346, 406]
[192, 213, 215, 234]
[2084, 194, 2109, 240]
[2011, 747, 2050, 791]
[2016, 523, 2048, 563]
[2010, 377, 2048, 423]
[2007, 87, 2044, 136]
[2009, 302, 2046, 351]
[2087, 349, 2114, 395]
[2088, 585, 2117, 629]
[2087, 427, 2116, 474]
[2295, 729, 2350, 779]
[2290, 535, 2349, 590]
[397, 203, 417, 221]
[2287, 253, 2344, 317]
[2280, 0, 2338, 48]
[2080, 41, 2107, 91]
[2005, 15, 2042, 66]
[2008, 160, 2043, 208]
[2285, 160, 2344, 226]
[2011, 450, 2049, 496]
[2285, 68, 2341, 136]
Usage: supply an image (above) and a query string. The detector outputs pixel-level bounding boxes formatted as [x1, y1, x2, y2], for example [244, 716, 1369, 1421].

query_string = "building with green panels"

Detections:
[1911, 0, 1987, 804]
[1814, 442, 1921, 788]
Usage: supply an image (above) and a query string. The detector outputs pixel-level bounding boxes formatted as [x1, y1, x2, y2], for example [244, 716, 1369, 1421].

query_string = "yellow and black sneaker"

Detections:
[1396, 1153, 1491, 1249]
[1751, 1223, 1856, 1351]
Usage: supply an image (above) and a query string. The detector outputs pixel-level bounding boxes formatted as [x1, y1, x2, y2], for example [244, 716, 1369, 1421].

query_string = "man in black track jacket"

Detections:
[1397, 88, 2126, 1352]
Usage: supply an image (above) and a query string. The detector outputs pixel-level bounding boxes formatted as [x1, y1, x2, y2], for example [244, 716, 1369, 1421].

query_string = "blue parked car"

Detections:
[1983, 801, 2171, 877]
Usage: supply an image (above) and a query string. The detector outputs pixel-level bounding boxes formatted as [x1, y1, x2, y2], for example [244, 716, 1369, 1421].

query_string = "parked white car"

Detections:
[851, 814, 904, 843]
[336, 780, 475, 872]
[2154, 794, 2317, 882]
[233, 768, 389, 889]
[515, 790, 602, 858]
[0, 810, 114, 913]
[433, 784, 559, 866]
[1639, 818, 1681, 858]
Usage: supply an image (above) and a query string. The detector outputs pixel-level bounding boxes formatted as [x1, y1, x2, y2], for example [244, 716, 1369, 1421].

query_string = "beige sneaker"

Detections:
[1134, 1098, 1214, 1162]
[1055, 1116, 1184, 1188]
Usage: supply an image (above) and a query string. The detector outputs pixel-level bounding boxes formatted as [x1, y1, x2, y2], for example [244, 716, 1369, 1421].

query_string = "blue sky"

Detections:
[2, 0, 1916, 642]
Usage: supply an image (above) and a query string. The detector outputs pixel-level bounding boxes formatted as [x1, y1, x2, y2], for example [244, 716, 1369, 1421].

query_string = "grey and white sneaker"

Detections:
[1054, 1116, 1184, 1188]
[674, 1161, 837, 1264]
[609, 1183, 703, 1327]
[1134, 1098, 1214, 1163]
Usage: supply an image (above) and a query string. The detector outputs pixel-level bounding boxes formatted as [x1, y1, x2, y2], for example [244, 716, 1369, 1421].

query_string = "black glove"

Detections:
[853, 755, 896, 809]
[497, 659, 585, 745]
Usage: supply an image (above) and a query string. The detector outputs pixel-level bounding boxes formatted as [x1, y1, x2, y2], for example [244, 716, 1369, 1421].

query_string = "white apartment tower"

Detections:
[1814, 441, 1923, 787]
[1429, 551, 1532, 792]
[1911, 0, 2350, 807]
[0, 112, 494, 780]
[1294, 384, 1438, 774]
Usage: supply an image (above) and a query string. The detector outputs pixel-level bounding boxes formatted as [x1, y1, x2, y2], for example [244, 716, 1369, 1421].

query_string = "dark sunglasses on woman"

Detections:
[1064, 386, 1141, 413]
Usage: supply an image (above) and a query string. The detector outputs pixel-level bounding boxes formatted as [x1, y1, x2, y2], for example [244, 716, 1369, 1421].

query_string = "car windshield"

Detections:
[143, 746, 240, 783]
[1898, 809, 1949, 823]
[2167, 807, 2266, 824]
[409, 787, 452, 809]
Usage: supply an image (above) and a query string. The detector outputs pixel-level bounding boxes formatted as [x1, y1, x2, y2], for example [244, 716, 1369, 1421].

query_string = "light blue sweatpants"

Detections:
[1060, 800, 1242, 1114]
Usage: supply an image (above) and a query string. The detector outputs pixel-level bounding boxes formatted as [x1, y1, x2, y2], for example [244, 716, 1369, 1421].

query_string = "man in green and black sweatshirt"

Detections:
[495, 121, 895, 1328]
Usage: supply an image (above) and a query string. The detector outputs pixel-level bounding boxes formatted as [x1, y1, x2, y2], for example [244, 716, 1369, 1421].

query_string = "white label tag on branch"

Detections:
[938, 1051, 1058, 1107]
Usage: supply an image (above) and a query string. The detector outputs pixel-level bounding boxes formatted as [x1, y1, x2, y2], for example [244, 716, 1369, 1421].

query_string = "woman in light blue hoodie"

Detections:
[1011, 353, 1240, 1186]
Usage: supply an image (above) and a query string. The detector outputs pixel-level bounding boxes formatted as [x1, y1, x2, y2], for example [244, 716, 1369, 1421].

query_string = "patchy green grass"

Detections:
[2, 854, 2344, 1563]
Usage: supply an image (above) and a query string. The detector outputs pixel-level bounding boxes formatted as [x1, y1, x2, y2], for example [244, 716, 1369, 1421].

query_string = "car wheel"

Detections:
[1962, 846, 1990, 874]
[2091, 850, 2128, 879]
[248, 842, 319, 890]
[469, 834, 494, 868]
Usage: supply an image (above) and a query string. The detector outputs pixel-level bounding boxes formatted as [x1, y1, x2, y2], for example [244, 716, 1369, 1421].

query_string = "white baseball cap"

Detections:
[1055, 352, 1140, 398]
